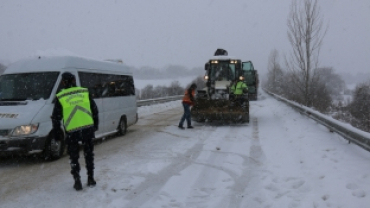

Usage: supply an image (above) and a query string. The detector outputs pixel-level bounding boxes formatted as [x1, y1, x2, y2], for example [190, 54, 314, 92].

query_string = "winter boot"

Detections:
[87, 176, 96, 187]
[73, 176, 82, 191]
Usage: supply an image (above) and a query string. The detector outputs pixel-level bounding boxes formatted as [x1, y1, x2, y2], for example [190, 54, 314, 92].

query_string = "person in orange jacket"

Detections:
[178, 83, 197, 129]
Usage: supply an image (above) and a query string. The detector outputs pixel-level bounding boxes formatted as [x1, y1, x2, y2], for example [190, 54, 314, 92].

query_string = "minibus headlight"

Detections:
[12, 124, 39, 136]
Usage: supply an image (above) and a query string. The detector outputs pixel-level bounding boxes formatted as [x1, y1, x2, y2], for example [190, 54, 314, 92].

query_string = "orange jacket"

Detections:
[182, 88, 195, 106]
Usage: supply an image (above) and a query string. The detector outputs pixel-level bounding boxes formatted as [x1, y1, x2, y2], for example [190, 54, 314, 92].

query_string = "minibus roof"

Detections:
[3, 56, 132, 75]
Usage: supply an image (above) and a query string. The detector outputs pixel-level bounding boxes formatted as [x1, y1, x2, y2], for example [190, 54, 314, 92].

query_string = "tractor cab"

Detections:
[202, 52, 243, 100]
[242, 61, 259, 100]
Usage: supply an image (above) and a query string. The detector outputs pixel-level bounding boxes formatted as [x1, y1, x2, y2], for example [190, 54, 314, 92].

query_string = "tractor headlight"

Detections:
[11, 124, 39, 136]
[204, 75, 209, 80]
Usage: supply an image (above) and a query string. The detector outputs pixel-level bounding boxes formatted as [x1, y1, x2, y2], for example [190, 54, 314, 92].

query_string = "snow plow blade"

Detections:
[191, 99, 249, 123]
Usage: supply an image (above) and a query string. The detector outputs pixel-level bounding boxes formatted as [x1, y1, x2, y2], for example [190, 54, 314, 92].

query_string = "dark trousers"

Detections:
[230, 94, 247, 106]
[179, 103, 191, 127]
[66, 128, 95, 178]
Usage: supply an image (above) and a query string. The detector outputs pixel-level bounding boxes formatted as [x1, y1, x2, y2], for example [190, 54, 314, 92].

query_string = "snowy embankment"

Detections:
[138, 99, 181, 116]
[134, 76, 199, 90]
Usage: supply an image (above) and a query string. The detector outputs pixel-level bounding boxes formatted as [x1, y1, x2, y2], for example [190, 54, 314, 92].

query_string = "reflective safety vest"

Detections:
[231, 81, 248, 95]
[182, 89, 195, 105]
[56, 87, 94, 132]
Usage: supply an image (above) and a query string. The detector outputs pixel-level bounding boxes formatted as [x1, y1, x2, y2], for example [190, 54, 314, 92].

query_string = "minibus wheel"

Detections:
[117, 116, 127, 136]
[42, 131, 65, 161]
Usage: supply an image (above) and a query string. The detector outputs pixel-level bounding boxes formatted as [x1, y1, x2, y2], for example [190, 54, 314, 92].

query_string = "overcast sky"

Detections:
[0, 0, 369, 75]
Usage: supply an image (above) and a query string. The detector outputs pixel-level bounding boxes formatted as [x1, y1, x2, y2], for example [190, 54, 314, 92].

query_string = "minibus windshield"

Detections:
[0, 72, 59, 101]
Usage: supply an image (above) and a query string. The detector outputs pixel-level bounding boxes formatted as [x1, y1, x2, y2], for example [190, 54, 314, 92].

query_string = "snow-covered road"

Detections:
[1, 91, 370, 208]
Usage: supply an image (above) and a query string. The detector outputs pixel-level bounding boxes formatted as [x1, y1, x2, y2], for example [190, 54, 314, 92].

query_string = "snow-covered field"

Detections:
[1, 91, 370, 208]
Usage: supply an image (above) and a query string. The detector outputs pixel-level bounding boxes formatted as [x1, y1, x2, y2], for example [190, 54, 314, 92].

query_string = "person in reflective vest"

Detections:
[51, 72, 99, 191]
[178, 83, 197, 129]
[230, 78, 248, 95]
[230, 78, 248, 106]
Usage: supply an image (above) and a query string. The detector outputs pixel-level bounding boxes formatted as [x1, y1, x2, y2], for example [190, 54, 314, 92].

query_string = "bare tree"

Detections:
[315, 67, 346, 97]
[267, 49, 284, 93]
[141, 84, 154, 99]
[286, 0, 328, 106]
[168, 81, 184, 96]
[189, 76, 206, 91]
[348, 81, 370, 132]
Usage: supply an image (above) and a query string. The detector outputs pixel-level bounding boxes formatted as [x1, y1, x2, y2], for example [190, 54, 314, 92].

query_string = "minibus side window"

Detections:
[79, 72, 102, 98]
[127, 76, 135, 96]
[79, 72, 135, 98]
[101, 74, 133, 97]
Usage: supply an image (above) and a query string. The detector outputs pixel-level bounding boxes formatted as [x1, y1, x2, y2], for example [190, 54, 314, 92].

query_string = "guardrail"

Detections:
[137, 95, 183, 107]
[263, 89, 370, 152]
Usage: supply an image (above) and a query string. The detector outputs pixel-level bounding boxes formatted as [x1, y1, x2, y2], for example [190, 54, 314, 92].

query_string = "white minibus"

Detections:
[0, 56, 138, 160]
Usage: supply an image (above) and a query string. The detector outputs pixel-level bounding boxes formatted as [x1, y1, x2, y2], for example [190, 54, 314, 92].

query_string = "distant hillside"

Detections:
[339, 72, 370, 85]
[131, 65, 204, 80]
